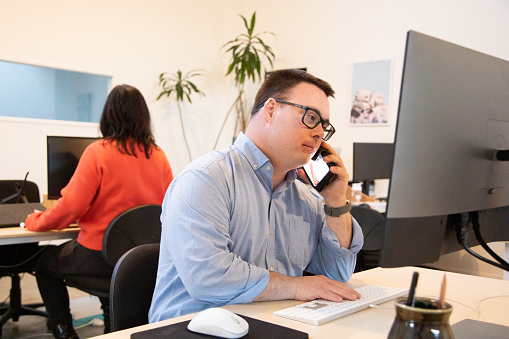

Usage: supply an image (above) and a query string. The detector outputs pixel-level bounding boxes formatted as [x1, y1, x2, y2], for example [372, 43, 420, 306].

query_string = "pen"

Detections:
[439, 274, 447, 309]
[406, 271, 419, 307]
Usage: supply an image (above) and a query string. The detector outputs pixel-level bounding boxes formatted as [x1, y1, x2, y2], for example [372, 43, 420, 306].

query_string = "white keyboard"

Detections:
[273, 285, 408, 325]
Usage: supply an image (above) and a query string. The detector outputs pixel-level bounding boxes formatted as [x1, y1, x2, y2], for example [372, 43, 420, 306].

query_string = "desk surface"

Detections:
[96, 266, 509, 339]
[0, 226, 79, 245]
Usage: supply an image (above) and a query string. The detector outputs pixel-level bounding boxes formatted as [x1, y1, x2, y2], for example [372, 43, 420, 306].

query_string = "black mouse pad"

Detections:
[451, 319, 509, 338]
[130, 315, 308, 339]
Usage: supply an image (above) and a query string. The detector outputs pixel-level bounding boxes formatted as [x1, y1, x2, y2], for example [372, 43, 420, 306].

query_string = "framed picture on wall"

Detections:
[350, 59, 392, 126]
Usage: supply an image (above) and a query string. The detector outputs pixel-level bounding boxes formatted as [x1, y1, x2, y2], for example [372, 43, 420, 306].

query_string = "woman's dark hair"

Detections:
[251, 69, 335, 115]
[100, 84, 156, 159]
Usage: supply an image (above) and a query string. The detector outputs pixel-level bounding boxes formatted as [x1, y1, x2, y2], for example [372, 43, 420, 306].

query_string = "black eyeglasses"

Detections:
[272, 99, 335, 141]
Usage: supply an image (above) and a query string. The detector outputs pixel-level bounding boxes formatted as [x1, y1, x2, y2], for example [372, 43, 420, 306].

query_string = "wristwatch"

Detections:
[324, 200, 351, 217]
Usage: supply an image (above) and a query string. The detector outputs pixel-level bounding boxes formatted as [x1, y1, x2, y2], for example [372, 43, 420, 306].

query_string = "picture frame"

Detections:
[350, 59, 392, 126]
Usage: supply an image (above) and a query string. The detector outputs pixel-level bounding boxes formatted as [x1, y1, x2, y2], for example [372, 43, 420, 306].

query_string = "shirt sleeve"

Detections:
[25, 145, 100, 232]
[163, 169, 270, 305]
[305, 208, 364, 282]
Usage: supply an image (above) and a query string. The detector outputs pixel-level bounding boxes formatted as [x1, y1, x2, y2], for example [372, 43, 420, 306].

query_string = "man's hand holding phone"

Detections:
[301, 146, 335, 191]
[301, 141, 349, 206]
[304, 141, 353, 249]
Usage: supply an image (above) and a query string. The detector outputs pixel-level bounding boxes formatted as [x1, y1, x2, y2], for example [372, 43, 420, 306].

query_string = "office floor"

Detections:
[1, 273, 104, 339]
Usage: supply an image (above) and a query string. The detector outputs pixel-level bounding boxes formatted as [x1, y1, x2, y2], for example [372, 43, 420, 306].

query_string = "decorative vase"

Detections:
[388, 296, 455, 339]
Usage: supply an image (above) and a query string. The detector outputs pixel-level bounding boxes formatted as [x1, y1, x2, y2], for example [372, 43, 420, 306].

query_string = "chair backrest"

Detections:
[351, 205, 386, 271]
[63, 204, 162, 299]
[109, 243, 160, 332]
[350, 205, 385, 251]
[102, 204, 162, 267]
[0, 180, 40, 203]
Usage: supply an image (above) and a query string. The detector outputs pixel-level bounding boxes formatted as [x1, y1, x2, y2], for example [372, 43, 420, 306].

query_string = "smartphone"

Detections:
[301, 147, 335, 191]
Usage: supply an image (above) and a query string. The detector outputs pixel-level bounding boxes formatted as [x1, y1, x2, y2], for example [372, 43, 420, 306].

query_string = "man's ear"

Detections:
[263, 98, 277, 123]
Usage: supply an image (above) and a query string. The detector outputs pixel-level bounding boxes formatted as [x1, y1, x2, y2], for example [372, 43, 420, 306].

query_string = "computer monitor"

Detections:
[379, 31, 509, 268]
[352, 143, 393, 195]
[47, 136, 99, 199]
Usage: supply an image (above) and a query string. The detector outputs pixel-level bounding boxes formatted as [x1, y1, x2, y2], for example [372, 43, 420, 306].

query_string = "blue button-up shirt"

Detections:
[149, 133, 363, 322]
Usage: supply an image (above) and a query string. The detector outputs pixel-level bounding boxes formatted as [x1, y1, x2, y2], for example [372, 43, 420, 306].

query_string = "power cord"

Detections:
[452, 213, 509, 272]
[470, 211, 509, 267]
[0, 245, 49, 269]
[367, 294, 509, 314]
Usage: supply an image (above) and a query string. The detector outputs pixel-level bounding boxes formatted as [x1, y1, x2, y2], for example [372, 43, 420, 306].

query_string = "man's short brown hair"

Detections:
[251, 69, 335, 116]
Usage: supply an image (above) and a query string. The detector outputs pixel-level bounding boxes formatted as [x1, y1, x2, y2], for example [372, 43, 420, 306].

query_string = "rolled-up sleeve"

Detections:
[305, 215, 363, 282]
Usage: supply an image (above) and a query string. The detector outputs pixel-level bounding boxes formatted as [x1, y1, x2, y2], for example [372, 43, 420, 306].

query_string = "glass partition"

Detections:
[0, 60, 111, 123]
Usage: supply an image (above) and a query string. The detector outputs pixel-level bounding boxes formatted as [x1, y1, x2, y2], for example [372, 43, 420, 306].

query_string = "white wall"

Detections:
[0, 117, 100, 197]
[1, 0, 508, 277]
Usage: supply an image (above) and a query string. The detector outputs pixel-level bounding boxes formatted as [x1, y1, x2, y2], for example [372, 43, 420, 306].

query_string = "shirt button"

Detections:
[270, 267, 275, 272]
[270, 229, 274, 235]
[253, 164, 258, 168]
[266, 166, 271, 171]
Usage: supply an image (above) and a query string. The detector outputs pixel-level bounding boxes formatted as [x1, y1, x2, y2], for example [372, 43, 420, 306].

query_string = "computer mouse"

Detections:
[187, 307, 249, 338]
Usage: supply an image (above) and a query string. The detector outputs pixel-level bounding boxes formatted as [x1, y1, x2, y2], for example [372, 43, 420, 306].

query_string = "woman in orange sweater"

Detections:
[25, 84, 173, 339]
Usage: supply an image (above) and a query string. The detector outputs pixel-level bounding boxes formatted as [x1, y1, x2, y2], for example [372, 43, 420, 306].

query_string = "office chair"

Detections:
[109, 243, 160, 332]
[0, 180, 40, 204]
[0, 180, 47, 337]
[350, 205, 385, 272]
[63, 204, 162, 333]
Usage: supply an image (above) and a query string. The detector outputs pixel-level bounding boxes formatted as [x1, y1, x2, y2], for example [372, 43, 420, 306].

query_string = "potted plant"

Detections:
[157, 69, 205, 161]
[214, 12, 275, 148]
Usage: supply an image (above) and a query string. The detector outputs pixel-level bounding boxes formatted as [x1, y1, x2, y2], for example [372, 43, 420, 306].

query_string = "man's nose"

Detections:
[312, 123, 325, 139]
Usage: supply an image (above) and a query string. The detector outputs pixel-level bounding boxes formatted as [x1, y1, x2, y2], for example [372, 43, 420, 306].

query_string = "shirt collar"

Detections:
[234, 132, 297, 185]
[234, 132, 270, 171]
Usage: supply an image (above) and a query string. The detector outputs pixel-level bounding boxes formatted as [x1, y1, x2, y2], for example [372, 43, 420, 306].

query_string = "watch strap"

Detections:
[324, 200, 351, 217]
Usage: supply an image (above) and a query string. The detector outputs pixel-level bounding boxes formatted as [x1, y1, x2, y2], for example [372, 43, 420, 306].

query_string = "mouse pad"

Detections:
[451, 319, 509, 338]
[131, 315, 308, 339]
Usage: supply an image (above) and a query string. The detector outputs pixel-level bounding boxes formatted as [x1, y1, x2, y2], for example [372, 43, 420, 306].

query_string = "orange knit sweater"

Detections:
[26, 140, 173, 250]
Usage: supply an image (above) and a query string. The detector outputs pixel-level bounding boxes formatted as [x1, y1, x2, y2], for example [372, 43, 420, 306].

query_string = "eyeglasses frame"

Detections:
[271, 99, 335, 141]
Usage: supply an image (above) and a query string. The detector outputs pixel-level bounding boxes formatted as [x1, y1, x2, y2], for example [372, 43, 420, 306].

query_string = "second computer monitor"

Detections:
[353, 142, 393, 195]
[47, 136, 99, 199]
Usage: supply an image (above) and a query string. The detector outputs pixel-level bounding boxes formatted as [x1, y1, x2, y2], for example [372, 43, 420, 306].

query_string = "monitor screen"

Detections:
[379, 31, 509, 267]
[47, 136, 99, 199]
[352, 143, 394, 182]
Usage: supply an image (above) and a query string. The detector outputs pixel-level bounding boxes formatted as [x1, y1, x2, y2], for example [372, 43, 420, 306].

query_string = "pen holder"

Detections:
[387, 297, 454, 339]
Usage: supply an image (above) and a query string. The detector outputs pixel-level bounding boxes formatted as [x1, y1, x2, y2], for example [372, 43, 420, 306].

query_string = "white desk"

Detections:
[0, 226, 79, 245]
[95, 266, 509, 339]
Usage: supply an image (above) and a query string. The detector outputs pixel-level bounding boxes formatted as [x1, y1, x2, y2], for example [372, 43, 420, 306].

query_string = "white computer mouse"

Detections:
[187, 307, 249, 338]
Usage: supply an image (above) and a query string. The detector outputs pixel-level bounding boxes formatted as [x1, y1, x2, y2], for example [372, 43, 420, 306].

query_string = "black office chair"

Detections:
[109, 243, 160, 332]
[63, 204, 162, 333]
[0, 180, 47, 337]
[0, 180, 40, 204]
[350, 205, 386, 272]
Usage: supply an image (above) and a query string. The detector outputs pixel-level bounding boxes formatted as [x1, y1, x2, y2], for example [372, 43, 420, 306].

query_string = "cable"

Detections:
[460, 236, 509, 271]
[452, 213, 509, 272]
[421, 295, 478, 313]
[0, 244, 49, 269]
[1, 294, 9, 307]
[16, 172, 30, 203]
[366, 294, 509, 315]
[477, 295, 509, 313]
[470, 211, 509, 267]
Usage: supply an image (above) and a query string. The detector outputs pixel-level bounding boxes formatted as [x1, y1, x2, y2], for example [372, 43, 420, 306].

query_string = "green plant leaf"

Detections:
[156, 69, 205, 103]
[223, 11, 275, 87]
[217, 11, 275, 142]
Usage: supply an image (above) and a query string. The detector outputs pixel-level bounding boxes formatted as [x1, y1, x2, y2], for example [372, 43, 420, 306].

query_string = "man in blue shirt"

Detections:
[150, 69, 364, 321]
